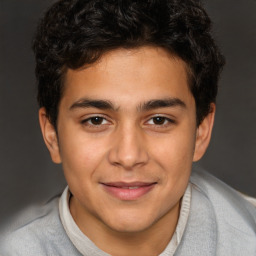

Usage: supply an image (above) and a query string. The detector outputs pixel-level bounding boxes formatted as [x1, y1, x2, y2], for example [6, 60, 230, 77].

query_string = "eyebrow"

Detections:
[70, 98, 117, 111]
[138, 98, 186, 111]
[69, 97, 186, 112]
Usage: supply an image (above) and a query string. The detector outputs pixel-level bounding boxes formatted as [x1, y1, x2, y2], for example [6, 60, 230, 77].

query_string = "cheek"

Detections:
[59, 135, 109, 205]
[152, 131, 195, 169]
[58, 129, 109, 182]
[149, 125, 196, 188]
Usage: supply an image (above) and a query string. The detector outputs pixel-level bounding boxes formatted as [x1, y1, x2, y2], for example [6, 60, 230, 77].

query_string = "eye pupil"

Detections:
[91, 117, 103, 125]
[153, 117, 165, 125]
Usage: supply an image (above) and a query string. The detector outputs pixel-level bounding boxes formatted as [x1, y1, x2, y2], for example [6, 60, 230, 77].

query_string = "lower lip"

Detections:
[102, 184, 156, 201]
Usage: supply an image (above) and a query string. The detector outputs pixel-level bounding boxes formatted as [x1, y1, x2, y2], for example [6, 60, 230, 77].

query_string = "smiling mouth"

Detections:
[100, 182, 157, 201]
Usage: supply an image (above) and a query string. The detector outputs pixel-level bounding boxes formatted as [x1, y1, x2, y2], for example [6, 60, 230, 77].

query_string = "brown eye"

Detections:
[152, 116, 167, 125]
[81, 116, 109, 126]
[146, 116, 175, 127]
[89, 116, 104, 125]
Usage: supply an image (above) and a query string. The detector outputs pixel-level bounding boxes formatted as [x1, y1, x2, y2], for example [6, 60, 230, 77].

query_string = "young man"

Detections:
[1, 0, 256, 255]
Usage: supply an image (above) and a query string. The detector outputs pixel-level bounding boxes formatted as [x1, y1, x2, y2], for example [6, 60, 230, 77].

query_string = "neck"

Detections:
[70, 197, 181, 256]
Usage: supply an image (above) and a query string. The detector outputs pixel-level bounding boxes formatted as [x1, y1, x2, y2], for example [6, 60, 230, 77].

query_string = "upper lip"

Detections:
[101, 182, 157, 188]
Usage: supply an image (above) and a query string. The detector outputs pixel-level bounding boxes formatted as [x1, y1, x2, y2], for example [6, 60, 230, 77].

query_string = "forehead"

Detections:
[62, 46, 194, 110]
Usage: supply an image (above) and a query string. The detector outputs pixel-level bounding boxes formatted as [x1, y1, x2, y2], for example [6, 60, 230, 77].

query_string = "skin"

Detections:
[39, 46, 215, 256]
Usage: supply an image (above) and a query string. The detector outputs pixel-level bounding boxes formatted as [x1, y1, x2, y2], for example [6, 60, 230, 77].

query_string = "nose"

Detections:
[108, 125, 149, 170]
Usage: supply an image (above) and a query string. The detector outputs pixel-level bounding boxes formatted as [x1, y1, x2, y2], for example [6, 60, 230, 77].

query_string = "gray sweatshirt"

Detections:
[1, 168, 256, 256]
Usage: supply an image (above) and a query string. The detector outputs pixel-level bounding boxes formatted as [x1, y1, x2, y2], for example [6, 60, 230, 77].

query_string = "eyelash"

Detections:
[145, 116, 175, 127]
[80, 115, 175, 129]
[81, 115, 110, 127]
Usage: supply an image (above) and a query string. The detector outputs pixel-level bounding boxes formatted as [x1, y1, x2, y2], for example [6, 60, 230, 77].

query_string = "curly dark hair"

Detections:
[33, 0, 225, 128]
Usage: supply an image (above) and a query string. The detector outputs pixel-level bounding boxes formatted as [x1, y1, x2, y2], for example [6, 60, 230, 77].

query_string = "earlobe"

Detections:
[193, 104, 216, 162]
[38, 108, 62, 164]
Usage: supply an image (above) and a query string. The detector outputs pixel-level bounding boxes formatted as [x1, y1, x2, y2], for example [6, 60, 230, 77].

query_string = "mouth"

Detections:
[100, 182, 157, 201]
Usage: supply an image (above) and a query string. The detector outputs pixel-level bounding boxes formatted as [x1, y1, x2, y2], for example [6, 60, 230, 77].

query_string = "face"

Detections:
[40, 46, 214, 235]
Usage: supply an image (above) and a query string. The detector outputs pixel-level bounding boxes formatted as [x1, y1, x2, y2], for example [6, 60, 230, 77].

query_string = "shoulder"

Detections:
[191, 167, 256, 215]
[190, 167, 256, 251]
[175, 169, 256, 255]
[0, 196, 81, 256]
[190, 167, 256, 221]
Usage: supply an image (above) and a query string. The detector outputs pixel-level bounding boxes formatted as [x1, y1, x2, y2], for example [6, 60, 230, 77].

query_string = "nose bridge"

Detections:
[108, 122, 148, 169]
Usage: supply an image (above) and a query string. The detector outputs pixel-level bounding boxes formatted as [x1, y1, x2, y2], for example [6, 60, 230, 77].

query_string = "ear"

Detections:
[39, 107, 62, 164]
[193, 103, 216, 162]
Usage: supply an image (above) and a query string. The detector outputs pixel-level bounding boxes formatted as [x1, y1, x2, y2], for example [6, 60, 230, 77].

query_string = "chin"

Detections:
[102, 210, 157, 233]
[109, 221, 152, 233]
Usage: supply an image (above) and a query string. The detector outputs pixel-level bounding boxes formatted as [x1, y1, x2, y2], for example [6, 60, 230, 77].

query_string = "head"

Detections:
[34, 0, 225, 244]
[33, 0, 224, 129]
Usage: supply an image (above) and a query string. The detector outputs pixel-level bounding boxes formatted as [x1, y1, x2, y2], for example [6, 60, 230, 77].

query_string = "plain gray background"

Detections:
[0, 0, 255, 224]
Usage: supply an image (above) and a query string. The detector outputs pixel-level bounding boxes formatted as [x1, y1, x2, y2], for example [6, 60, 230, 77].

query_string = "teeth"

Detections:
[128, 187, 139, 189]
